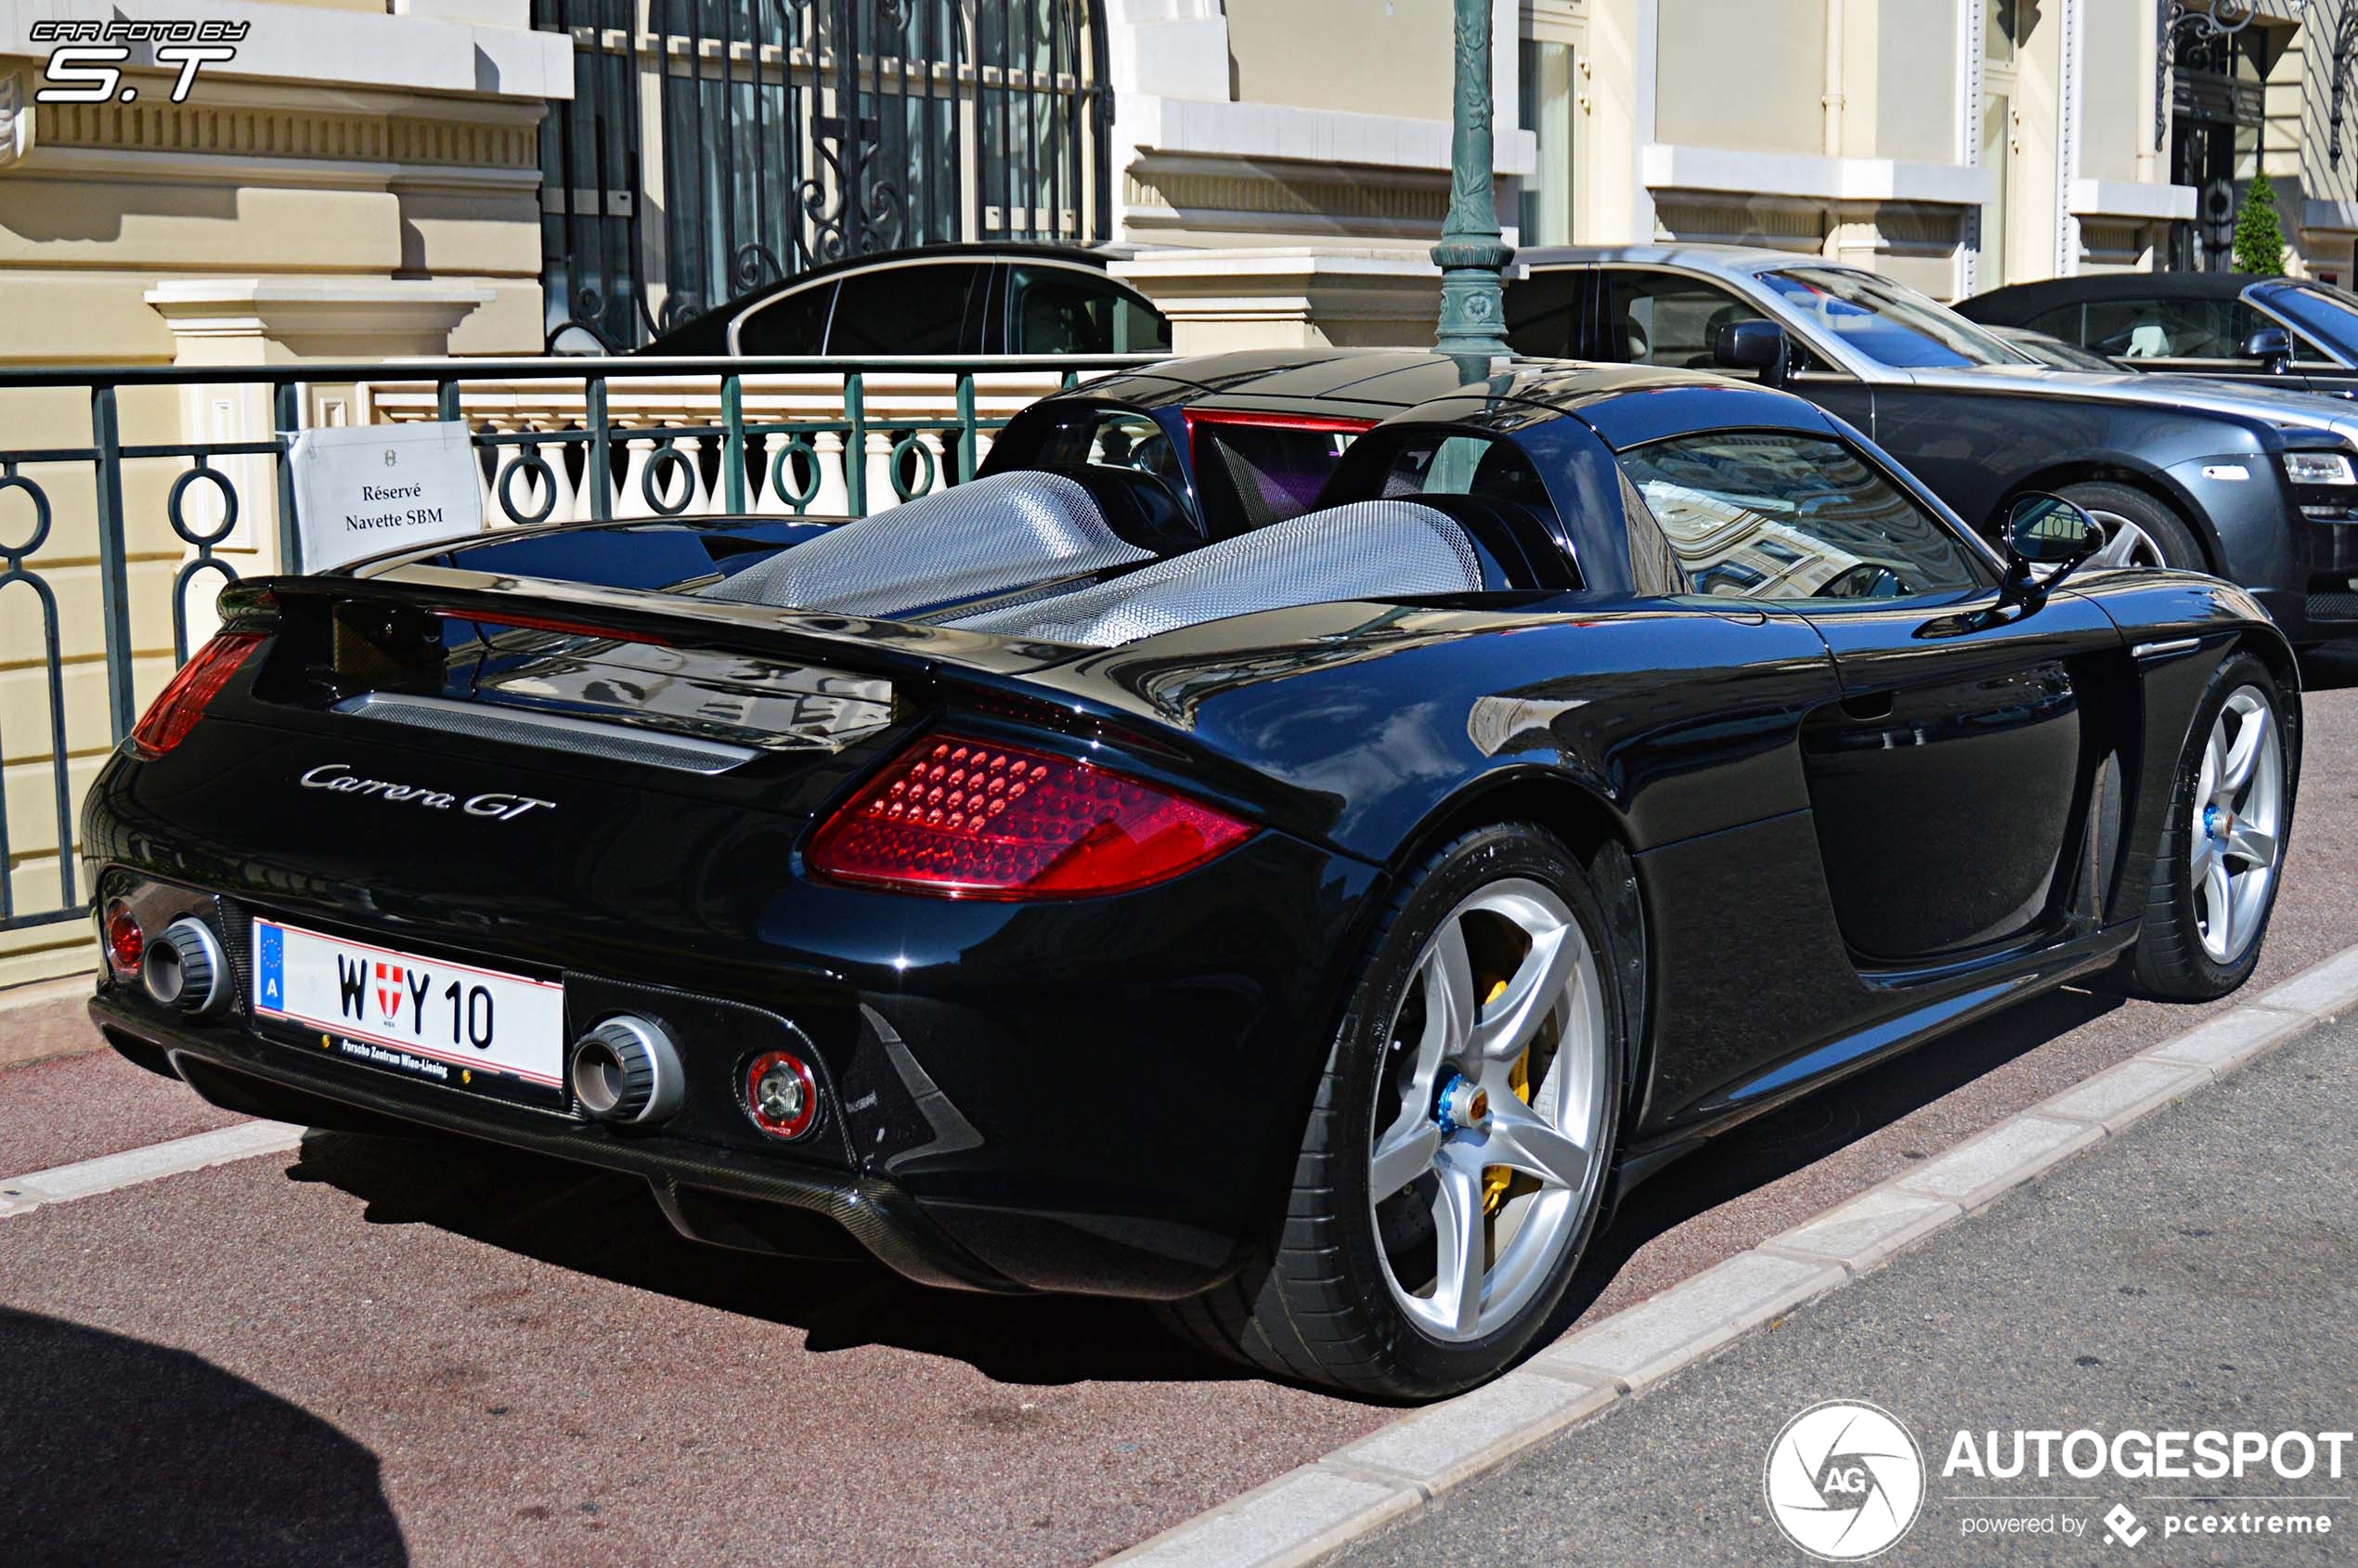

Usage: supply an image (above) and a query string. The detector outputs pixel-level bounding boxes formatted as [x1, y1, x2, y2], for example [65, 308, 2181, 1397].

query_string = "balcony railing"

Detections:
[0, 352, 1159, 942]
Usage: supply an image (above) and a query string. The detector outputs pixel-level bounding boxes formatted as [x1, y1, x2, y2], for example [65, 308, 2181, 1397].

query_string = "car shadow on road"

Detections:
[2299, 639, 2358, 693]
[286, 1130, 1242, 1388]
[289, 982, 2123, 1397]
[0, 1305, 408, 1566]
[1554, 982, 2121, 1330]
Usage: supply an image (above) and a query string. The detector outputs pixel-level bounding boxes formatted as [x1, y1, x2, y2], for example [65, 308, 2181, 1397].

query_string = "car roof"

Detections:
[1054, 348, 1834, 444]
[1956, 271, 2274, 320]
[641, 242, 1119, 354]
[1513, 243, 1830, 281]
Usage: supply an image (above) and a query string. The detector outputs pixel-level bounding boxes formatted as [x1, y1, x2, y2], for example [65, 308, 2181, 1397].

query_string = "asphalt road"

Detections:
[1332, 1009, 2358, 1568]
[0, 645, 2351, 1567]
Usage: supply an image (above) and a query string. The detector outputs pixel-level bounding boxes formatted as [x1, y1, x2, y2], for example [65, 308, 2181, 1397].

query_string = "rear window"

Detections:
[1006, 266, 1173, 354]
[1187, 415, 1367, 532]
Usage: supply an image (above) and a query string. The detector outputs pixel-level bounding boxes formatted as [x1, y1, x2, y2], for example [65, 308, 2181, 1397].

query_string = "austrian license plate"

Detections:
[252, 919, 566, 1103]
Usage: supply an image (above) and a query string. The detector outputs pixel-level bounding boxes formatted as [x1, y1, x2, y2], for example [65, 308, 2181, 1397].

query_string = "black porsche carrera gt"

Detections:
[85, 351, 2299, 1399]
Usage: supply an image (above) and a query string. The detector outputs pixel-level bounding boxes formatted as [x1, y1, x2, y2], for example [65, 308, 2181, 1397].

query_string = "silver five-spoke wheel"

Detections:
[2084, 509, 2165, 570]
[2189, 685, 2284, 965]
[1367, 880, 1609, 1343]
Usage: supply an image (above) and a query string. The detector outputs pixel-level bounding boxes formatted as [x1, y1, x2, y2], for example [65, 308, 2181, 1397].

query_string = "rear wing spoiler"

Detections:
[243, 564, 1081, 688]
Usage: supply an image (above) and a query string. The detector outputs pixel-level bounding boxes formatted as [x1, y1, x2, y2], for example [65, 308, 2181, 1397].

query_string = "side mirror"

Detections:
[1714, 318, 1791, 387]
[2245, 325, 2293, 374]
[2003, 492, 2104, 600]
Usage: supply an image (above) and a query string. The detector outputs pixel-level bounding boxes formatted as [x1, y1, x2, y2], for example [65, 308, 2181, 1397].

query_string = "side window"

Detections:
[2084, 295, 2261, 361]
[734, 282, 835, 356]
[1602, 272, 1767, 370]
[1380, 434, 1551, 510]
[827, 264, 978, 355]
[1616, 431, 1988, 604]
[2023, 302, 2087, 345]
[1006, 266, 1172, 354]
[1028, 409, 1185, 491]
[1505, 270, 1585, 356]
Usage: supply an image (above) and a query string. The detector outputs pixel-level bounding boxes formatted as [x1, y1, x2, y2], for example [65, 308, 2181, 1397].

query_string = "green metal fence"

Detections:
[0, 352, 1159, 936]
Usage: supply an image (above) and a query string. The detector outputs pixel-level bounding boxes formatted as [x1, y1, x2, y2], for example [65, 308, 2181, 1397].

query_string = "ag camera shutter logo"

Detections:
[1764, 1400, 1925, 1560]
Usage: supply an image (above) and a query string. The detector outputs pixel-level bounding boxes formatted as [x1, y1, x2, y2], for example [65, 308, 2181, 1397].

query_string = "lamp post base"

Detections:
[1432, 237, 1516, 360]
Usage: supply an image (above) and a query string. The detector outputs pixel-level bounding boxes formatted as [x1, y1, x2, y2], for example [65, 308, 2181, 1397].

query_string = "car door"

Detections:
[1615, 424, 2122, 966]
[1567, 265, 1881, 437]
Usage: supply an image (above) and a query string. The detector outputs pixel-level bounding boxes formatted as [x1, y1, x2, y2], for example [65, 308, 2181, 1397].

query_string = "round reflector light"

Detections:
[745, 1049, 818, 1140]
[103, 903, 144, 976]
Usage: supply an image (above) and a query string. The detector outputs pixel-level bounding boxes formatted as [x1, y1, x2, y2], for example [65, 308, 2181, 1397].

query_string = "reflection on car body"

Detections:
[85, 348, 2300, 1403]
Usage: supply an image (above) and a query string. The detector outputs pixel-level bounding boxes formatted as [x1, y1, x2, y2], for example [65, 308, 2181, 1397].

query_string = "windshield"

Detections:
[1761, 267, 2030, 369]
[2259, 283, 2358, 363]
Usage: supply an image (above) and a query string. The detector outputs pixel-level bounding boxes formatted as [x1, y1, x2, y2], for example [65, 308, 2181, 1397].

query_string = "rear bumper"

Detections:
[81, 809, 1386, 1301]
[91, 991, 1022, 1294]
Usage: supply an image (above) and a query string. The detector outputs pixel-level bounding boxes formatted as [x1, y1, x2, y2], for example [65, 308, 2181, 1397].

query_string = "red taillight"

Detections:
[103, 903, 144, 975]
[128, 631, 264, 759]
[807, 734, 1254, 900]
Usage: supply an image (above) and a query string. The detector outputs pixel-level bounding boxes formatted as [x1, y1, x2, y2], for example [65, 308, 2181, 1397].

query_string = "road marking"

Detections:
[0, 1120, 303, 1220]
[1099, 940, 2358, 1568]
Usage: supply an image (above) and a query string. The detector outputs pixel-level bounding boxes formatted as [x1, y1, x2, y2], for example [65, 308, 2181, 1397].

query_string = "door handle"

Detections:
[1838, 692, 1895, 722]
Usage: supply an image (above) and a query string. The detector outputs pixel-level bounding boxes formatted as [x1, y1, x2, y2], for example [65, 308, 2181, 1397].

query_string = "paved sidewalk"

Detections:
[1333, 1011, 2358, 1567]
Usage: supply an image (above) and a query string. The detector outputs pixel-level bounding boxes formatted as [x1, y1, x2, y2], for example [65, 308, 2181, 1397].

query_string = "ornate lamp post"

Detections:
[1433, 0, 1513, 359]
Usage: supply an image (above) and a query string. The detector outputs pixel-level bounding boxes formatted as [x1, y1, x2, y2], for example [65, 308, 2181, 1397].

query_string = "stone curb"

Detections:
[1096, 941, 2358, 1568]
[1530, 1250, 1844, 1392]
[0, 1121, 304, 1219]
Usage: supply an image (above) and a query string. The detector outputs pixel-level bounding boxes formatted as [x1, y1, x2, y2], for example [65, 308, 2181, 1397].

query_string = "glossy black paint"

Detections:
[83, 351, 2300, 1303]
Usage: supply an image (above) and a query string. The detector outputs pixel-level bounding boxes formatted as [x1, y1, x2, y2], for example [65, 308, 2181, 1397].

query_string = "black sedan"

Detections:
[1959, 269, 2358, 397]
[1510, 245, 2358, 645]
[630, 242, 1172, 358]
[84, 352, 2300, 1399]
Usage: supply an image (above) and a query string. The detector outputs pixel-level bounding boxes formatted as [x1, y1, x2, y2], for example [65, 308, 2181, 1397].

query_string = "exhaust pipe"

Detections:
[569, 1016, 684, 1124]
[142, 917, 228, 1018]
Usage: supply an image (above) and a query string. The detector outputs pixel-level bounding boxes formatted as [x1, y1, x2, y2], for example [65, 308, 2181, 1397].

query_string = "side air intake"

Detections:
[700, 471, 1154, 619]
[945, 500, 1484, 648]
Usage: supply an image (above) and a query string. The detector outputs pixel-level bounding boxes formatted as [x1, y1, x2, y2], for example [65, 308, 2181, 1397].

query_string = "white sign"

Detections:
[290, 421, 484, 572]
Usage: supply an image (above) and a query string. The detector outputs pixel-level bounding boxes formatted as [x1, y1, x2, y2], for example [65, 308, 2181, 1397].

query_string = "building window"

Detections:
[1520, 39, 1574, 248]
[1985, 0, 2020, 62]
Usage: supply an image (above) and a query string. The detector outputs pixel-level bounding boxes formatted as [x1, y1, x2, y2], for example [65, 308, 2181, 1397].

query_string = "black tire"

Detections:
[1157, 822, 1630, 1400]
[2119, 653, 2295, 1002]
[2054, 481, 2208, 571]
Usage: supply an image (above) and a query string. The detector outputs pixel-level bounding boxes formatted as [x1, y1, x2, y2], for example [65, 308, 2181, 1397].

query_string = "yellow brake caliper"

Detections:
[1479, 977, 1534, 1216]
